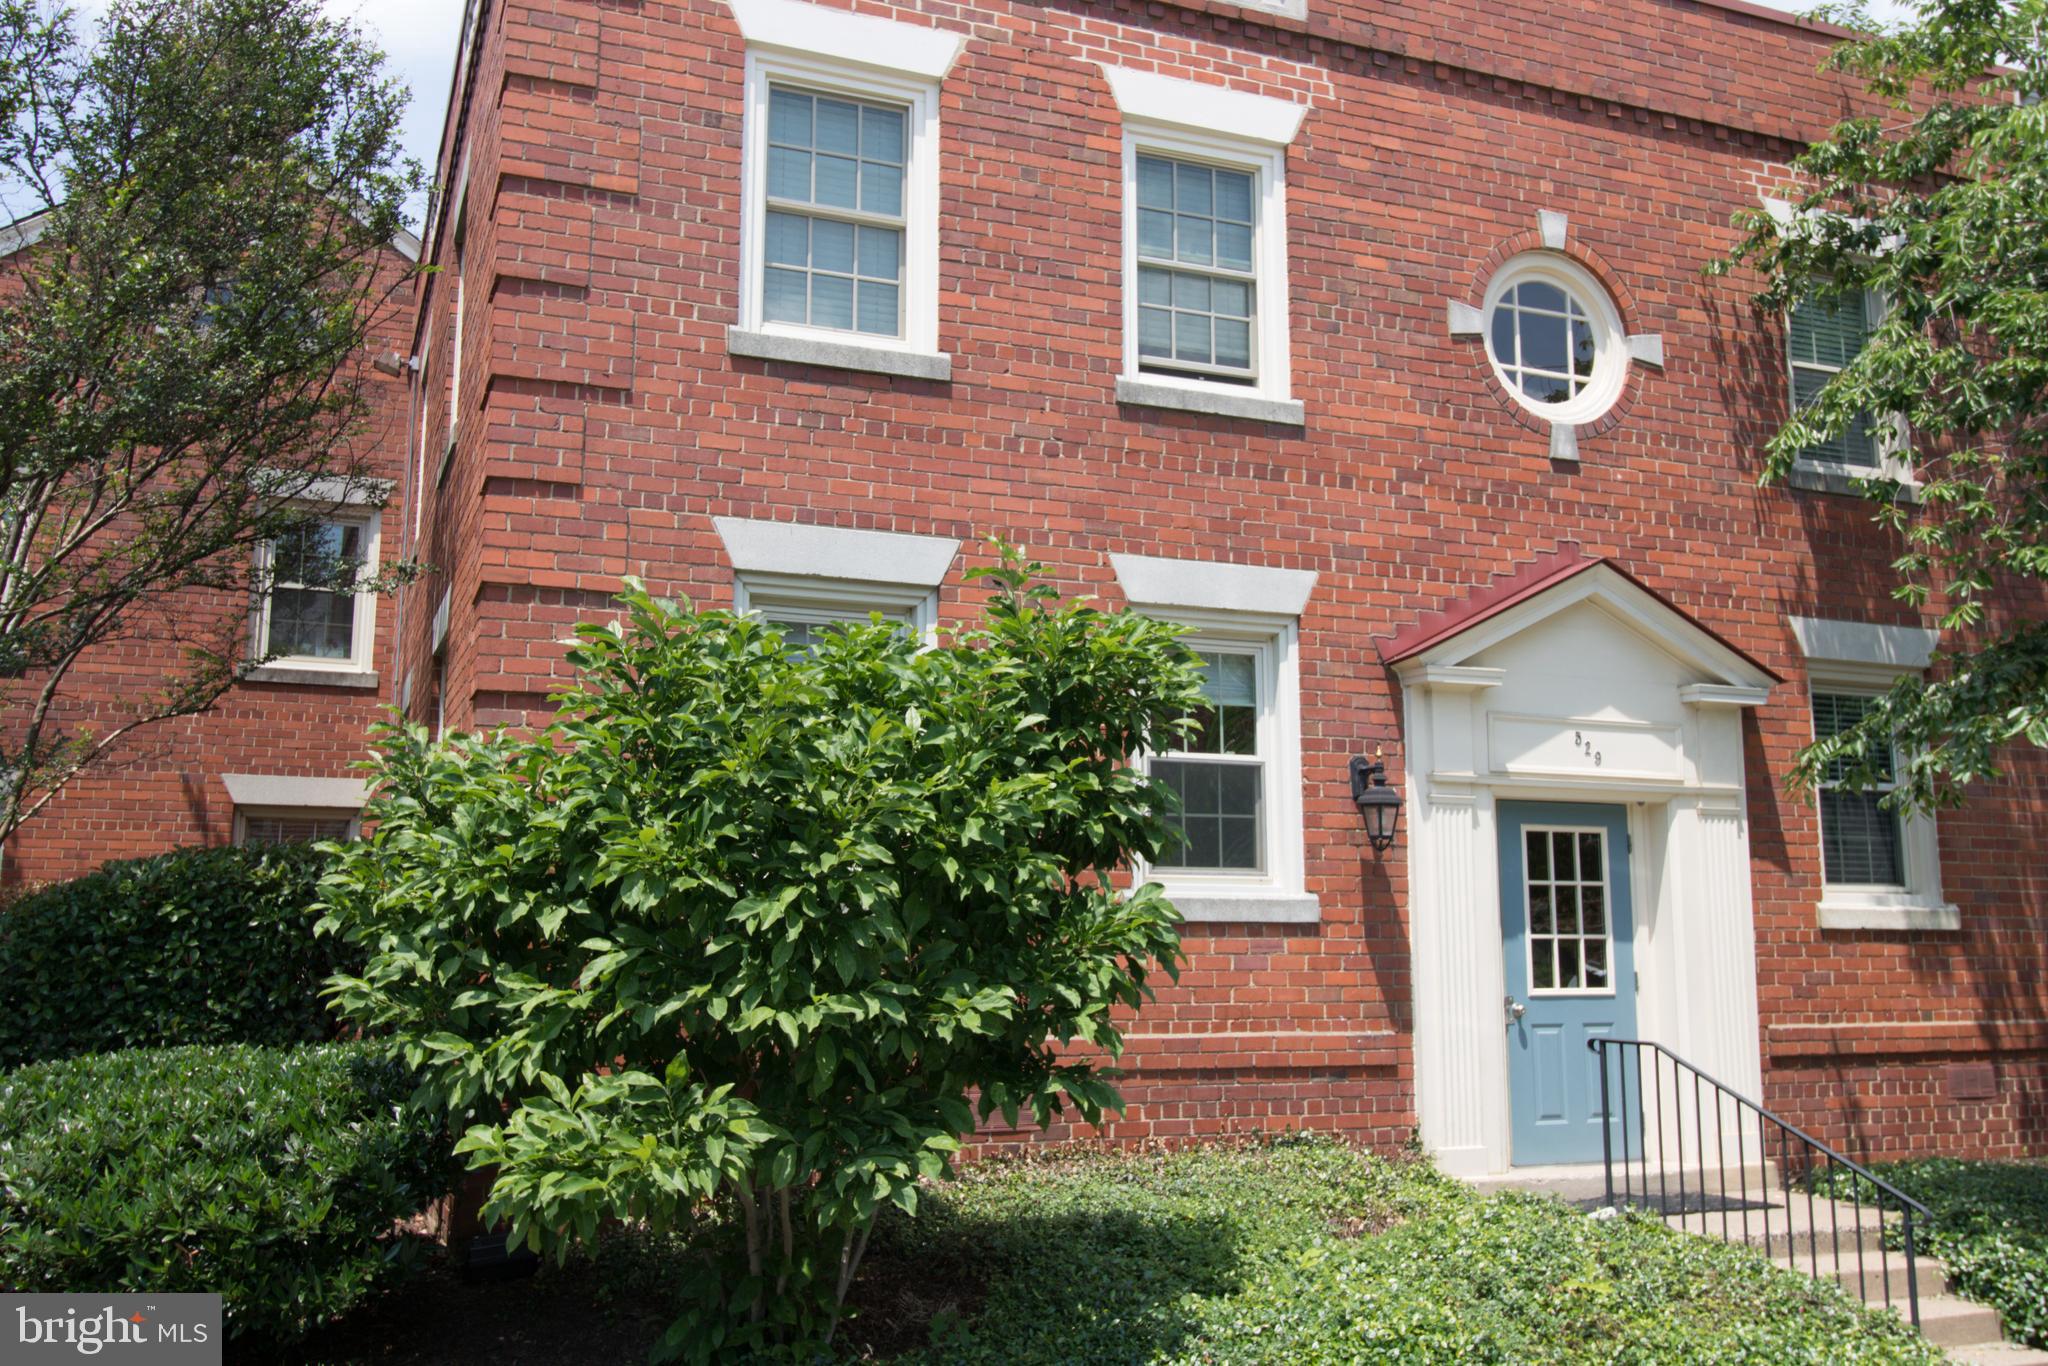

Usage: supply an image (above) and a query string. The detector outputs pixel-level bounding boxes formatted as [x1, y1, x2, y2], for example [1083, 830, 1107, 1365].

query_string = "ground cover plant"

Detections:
[1815, 1157, 2048, 1348]
[290, 1135, 1945, 1364]
[0, 1042, 455, 1345]
[0, 842, 349, 1068]
[318, 549, 1207, 1360]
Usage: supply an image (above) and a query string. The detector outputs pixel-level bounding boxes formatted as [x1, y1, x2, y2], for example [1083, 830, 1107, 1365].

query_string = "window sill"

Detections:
[1115, 376, 1305, 426]
[727, 327, 951, 382]
[1163, 891, 1320, 924]
[1817, 897, 1959, 932]
[242, 665, 380, 690]
[1787, 464, 1921, 503]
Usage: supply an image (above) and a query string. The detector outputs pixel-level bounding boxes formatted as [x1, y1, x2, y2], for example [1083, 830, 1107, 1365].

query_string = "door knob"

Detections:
[1504, 996, 1527, 1024]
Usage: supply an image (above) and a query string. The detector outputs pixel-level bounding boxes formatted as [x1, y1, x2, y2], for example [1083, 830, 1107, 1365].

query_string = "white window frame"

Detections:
[733, 571, 936, 642]
[1481, 252, 1629, 428]
[1132, 610, 1308, 920]
[233, 805, 361, 846]
[737, 51, 941, 360]
[1785, 287, 1914, 484]
[1118, 124, 1293, 413]
[1805, 662, 1952, 930]
[251, 510, 380, 676]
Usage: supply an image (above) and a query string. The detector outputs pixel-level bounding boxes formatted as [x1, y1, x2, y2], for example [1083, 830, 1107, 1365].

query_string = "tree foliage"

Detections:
[0, 0, 418, 838]
[317, 551, 1205, 1359]
[1716, 0, 2048, 811]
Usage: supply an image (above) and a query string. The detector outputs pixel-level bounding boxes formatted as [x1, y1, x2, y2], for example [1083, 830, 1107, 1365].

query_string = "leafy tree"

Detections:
[318, 551, 1205, 1360]
[1715, 0, 2048, 812]
[0, 0, 418, 839]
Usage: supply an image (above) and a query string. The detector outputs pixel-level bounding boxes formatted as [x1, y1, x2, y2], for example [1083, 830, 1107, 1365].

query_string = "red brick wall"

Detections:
[263, 0, 2048, 1160]
[1, 246, 419, 886]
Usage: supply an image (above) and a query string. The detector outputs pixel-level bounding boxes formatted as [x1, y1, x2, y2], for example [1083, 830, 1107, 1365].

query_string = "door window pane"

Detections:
[1524, 826, 1616, 997]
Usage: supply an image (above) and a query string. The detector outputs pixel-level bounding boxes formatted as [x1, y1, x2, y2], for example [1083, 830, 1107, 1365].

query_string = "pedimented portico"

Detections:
[1383, 546, 1780, 1176]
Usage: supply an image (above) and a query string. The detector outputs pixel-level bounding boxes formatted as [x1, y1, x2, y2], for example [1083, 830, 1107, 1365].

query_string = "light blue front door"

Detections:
[1499, 801, 1640, 1166]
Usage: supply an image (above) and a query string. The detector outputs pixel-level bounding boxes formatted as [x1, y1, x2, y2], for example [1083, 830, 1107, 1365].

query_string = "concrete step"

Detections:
[1658, 1190, 1889, 1257]
[1470, 1161, 1779, 1209]
[1771, 1247, 1949, 1302]
[1900, 1294, 2007, 1350]
[1946, 1344, 2048, 1366]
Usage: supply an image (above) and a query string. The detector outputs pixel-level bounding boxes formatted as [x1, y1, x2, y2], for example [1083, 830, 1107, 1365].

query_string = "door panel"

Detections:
[1499, 801, 1640, 1166]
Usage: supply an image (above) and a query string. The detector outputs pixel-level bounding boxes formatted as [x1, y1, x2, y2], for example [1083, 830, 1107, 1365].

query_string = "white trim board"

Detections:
[726, 0, 966, 79]
[1099, 66, 1308, 145]
[222, 773, 370, 808]
[1111, 553, 1317, 618]
[1788, 615, 1939, 672]
[714, 517, 960, 587]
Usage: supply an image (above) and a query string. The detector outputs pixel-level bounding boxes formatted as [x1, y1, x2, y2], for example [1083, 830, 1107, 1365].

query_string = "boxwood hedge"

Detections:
[0, 1043, 455, 1345]
[0, 843, 352, 1068]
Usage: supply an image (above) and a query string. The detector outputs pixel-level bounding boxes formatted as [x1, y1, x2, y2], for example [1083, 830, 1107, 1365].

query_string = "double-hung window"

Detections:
[1151, 649, 1265, 872]
[1790, 616, 1953, 930]
[762, 87, 907, 338]
[1788, 292, 1884, 471]
[259, 516, 376, 672]
[1136, 155, 1259, 382]
[1105, 68, 1305, 423]
[1811, 691, 1904, 887]
[729, 0, 958, 372]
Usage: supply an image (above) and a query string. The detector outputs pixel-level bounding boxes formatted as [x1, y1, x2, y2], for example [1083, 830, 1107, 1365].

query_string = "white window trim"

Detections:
[1481, 252, 1630, 429]
[1131, 609, 1311, 922]
[733, 570, 938, 640]
[1785, 286, 1915, 486]
[733, 47, 945, 371]
[249, 508, 380, 676]
[1800, 650, 1954, 931]
[233, 805, 361, 846]
[1115, 122, 1297, 423]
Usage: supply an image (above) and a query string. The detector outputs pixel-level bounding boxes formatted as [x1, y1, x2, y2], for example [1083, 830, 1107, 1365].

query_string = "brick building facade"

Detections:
[0, 227, 420, 886]
[16, 0, 2047, 1172]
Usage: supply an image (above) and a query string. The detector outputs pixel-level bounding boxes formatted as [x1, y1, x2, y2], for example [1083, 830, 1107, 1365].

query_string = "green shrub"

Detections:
[0, 1043, 455, 1345]
[1815, 1157, 2048, 1348]
[0, 842, 350, 1068]
[320, 550, 1206, 1360]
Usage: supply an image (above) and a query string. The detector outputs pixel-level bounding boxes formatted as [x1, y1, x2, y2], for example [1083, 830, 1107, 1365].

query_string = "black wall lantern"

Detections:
[1349, 750, 1403, 853]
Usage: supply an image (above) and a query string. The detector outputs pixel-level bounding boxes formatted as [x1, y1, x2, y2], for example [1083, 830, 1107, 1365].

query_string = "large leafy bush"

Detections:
[0, 1043, 454, 1344]
[1816, 1157, 2048, 1348]
[0, 843, 349, 1068]
[319, 552, 1204, 1359]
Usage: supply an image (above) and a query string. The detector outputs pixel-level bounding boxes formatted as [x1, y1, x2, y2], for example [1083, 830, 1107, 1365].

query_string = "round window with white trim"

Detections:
[1482, 254, 1628, 425]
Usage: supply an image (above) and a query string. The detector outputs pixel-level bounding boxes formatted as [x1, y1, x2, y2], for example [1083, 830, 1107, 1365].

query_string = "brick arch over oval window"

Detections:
[1450, 216, 1663, 457]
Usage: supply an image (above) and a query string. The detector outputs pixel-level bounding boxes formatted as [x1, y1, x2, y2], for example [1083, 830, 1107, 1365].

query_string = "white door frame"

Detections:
[1392, 565, 1776, 1176]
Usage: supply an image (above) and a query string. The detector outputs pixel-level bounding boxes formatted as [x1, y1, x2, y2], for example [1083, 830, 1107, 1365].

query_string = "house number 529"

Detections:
[1574, 731, 1604, 767]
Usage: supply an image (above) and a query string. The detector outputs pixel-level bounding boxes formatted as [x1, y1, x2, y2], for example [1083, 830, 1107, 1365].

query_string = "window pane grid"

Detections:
[1790, 294, 1881, 468]
[1813, 691, 1905, 886]
[1153, 648, 1265, 872]
[1524, 828, 1613, 995]
[762, 85, 907, 338]
[265, 520, 364, 661]
[1490, 281, 1598, 405]
[1136, 154, 1257, 379]
[240, 812, 354, 846]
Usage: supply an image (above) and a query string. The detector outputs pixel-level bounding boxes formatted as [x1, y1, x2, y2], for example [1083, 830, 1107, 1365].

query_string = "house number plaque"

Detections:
[1487, 714, 1683, 781]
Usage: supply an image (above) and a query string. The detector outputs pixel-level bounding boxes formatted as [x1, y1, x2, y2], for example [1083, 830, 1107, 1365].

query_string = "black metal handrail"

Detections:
[1587, 1037, 1932, 1330]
